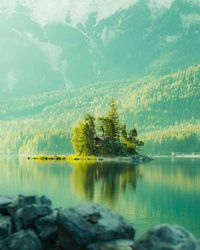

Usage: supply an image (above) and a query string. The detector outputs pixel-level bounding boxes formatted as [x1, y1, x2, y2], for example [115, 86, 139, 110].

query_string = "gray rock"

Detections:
[6, 196, 33, 217]
[34, 211, 58, 243]
[87, 239, 135, 250]
[40, 196, 52, 207]
[0, 215, 12, 240]
[21, 195, 41, 206]
[16, 204, 52, 229]
[57, 203, 135, 250]
[14, 208, 23, 232]
[6, 195, 52, 217]
[0, 196, 15, 215]
[135, 224, 198, 250]
[34, 204, 52, 217]
[0, 229, 42, 250]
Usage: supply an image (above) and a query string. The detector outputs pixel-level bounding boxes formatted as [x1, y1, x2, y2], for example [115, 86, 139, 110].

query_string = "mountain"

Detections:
[0, 0, 200, 99]
[0, 64, 199, 154]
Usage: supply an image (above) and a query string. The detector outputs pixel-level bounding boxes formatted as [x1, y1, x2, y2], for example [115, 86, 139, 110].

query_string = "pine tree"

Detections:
[71, 99, 144, 156]
[121, 125, 128, 140]
[107, 99, 120, 142]
[72, 114, 96, 155]
[84, 114, 96, 155]
[71, 125, 84, 155]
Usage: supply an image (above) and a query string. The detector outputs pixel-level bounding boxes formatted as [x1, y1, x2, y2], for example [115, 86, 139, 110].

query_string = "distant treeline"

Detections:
[0, 123, 199, 156]
[0, 129, 72, 155]
[143, 123, 200, 155]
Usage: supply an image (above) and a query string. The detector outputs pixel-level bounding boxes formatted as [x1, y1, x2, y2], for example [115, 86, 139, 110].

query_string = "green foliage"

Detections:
[72, 114, 96, 156]
[0, 127, 72, 155]
[0, 64, 200, 155]
[142, 123, 200, 155]
[71, 100, 143, 156]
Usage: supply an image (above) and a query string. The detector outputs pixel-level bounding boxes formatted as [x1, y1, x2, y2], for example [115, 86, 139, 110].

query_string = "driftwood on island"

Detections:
[0, 195, 199, 250]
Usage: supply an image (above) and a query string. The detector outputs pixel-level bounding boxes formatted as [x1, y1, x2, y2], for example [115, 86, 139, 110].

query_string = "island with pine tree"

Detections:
[29, 100, 151, 163]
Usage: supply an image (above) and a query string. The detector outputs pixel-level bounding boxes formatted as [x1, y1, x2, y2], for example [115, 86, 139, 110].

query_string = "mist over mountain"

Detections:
[0, 0, 200, 99]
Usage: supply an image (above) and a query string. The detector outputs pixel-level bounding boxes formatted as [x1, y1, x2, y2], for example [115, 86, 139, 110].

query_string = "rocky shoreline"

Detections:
[0, 195, 199, 250]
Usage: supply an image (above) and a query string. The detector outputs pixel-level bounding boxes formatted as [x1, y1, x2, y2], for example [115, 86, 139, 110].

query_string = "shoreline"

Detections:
[0, 194, 199, 250]
[27, 154, 153, 164]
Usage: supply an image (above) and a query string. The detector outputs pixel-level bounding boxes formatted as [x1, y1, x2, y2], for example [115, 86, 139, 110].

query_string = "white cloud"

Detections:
[5, 0, 200, 27]
[0, 0, 16, 15]
[1, 0, 138, 26]
[2, 0, 186, 27]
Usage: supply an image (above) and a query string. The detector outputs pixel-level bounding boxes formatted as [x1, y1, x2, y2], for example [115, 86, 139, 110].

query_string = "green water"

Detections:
[0, 157, 200, 238]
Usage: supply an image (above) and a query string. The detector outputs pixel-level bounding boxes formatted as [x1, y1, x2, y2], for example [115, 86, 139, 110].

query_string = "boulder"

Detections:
[135, 224, 198, 250]
[0, 196, 15, 215]
[15, 204, 52, 229]
[0, 215, 12, 240]
[40, 196, 52, 207]
[6, 195, 38, 217]
[7, 195, 51, 217]
[34, 211, 58, 245]
[86, 239, 135, 250]
[57, 203, 135, 250]
[0, 229, 42, 250]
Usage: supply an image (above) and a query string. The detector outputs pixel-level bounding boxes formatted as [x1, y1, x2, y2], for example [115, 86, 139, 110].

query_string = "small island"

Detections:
[29, 99, 151, 163]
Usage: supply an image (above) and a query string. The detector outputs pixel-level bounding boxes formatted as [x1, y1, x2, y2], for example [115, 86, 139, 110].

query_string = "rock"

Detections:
[6, 196, 25, 217]
[34, 211, 58, 245]
[14, 208, 23, 232]
[0, 229, 42, 250]
[57, 203, 135, 250]
[0, 215, 12, 240]
[21, 195, 41, 206]
[0, 196, 15, 215]
[16, 204, 52, 229]
[34, 204, 52, 217]
[6, 195, 51, 217]
[135, 224, 198, 250]
[40, 196, 52, 207]
[6, 195, 38, 217]
[87, 239, 135, 250]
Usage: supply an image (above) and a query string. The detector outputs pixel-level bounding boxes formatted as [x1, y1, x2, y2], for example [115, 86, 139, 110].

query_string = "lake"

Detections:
[0, 156, 200, 239]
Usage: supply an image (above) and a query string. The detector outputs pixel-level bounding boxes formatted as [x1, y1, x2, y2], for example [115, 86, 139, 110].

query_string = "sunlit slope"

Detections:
[0, 64, 199, 154]
[0, 64, 199, 127]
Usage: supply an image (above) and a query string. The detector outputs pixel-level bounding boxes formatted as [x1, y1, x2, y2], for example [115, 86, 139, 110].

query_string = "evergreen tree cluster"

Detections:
[71, 99, 144, 156]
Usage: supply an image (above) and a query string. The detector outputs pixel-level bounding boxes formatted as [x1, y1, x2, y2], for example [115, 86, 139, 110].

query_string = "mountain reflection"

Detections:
[70, 161, 143, 208]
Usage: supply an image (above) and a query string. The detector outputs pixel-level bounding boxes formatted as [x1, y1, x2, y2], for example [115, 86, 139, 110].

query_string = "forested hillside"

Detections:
[0, 64, 199, 155]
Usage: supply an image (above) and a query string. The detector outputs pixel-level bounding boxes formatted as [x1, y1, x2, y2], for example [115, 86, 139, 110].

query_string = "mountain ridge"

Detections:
[0, 0, 200, 98]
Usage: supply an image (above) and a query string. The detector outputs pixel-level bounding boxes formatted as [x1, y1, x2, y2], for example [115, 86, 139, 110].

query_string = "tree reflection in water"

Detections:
[70, 161, 144, 208]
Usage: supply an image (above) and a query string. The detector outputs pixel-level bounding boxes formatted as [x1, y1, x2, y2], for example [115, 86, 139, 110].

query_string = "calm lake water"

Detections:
[0, 156, 200, 238]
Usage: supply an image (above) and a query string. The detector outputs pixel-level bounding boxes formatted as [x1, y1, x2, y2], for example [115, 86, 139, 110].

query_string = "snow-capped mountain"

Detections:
[0, 0, 200, 98]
